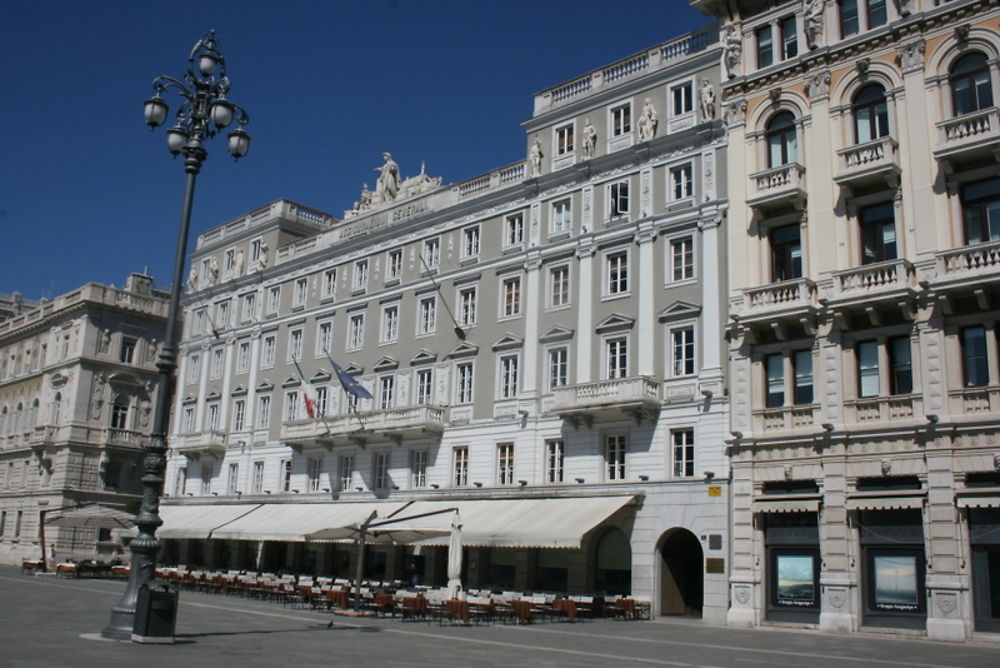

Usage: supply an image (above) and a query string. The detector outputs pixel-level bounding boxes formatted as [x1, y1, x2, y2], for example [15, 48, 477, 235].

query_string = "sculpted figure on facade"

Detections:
[804, 0, 824, 49]
[374, 152, 400, 204]
[723, 24, 742, 78]
[581, 119, 597, 160]
[529, 137, 543, 177]
[233, 248, 245, 277]
[699, 79, 716, 120]
[258, 241, 269, 270]
[637, 98, 658, 142]
[187, 266, 199, 293]
[207, 256, 220, 286]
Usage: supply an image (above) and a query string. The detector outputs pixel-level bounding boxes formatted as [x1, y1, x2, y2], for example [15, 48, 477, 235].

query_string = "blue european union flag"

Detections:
[329, 359, 374, 401]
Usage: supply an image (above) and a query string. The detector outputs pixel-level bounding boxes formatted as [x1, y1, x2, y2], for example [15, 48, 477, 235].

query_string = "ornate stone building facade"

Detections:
[162, 25, 733, 620]
[0, 274, 168, 564]
[695, 0, 1000, 640]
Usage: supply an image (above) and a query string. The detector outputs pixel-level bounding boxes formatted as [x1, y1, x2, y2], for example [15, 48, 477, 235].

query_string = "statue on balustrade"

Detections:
[374, 152, 400, 204]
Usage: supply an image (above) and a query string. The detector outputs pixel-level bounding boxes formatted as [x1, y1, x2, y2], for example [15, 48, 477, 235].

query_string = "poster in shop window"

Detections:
[776, 555, 815, 607]
[873, 555, 919, 612]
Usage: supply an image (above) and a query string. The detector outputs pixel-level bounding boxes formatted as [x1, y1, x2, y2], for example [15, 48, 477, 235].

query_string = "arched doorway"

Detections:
[659, 528, 703, 616]
[595, 528, 632, 595]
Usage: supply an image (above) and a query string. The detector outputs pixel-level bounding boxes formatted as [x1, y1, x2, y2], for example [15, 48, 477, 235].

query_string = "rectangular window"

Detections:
[459, 286, 477, 326]
[505, 213, 524, 247]
[551, 199, 572, 235]
[610, 180, 630, 217]
[308, 457, 321, 492]
[281, 459, 292, 493]
[546, 439, 564, 483]
[250, 239, 262, 263]
[757, 25, 774, 67]
[257, 395, 271, 429]
[857, 340, 880, 397]
[252, 461, 264, 494]
[288, 329, 304, 362]
[374, 452, 390, 489]
[242, 293, 256, 321]
[316, 386, 328, 416]
[556, 123, 574, 155]
[456, 362, 474, 404]
[175, 467, 187, 497]
[411, 450, 427, 488]
[348, 313, 365, 349]
[840, 0, 860, 38]
[236, 340, 250, 373]
[793, 349, 813, 404]
[233, 399, 246, 431]
[284, 390, 300, 422]
[860, 202, 897, 265]
[354, 259, 369, 291]
[867, 0, 887, 28]
[670, 163, 693, 201]
[418, 296, 437, 334]
[671, 82, 693, 115]
[771, 224, 803, 282]
[120, 337, 136, 364]
[266, 286, 280, 315]
[186, 353, 200, 384]
[387, 250, 402, 281]
[416, 369, 433, 405]
[381, 304, 399, 342]
[671, 236, 695, 281]
[672, 429, 695, 477]
[453, 446, 469, 487]
[217, 301, 230, 330]
[502, 277, 521, 317]
[379, 375, 395, 410]
[497, 443, 514, 485]
[607, 251, 629, 295]
[423, 238, 440, 270]
[339, 455, 354, 491]
[765, 353, 785, 407]
[611, 104, 631, 136]
[206, 402, 220, 431]
[261, 335, 276, 367]
[227, 463, 239, 494]
[182, 406, 196, 433]
[548, 347, 569, 391]
[605, 434, 627, 481]
[499, 354, 519, 399]
[200, 464, 214, 496]
[890, 336, 913, 395]
[962, 326, 990, 387]
[317, 321, 333, 356]
[294, 278, 308, 306]
[960, 178, 1000, 245]
[671, 326, 696, 376]
[224, 249, 235, 273]
[607, 337, 628, 379]
[780, 16, 797, 59]
[549, 265, 570, 308]
[323, 268, 337, 298]
[462, 227, 480, 258]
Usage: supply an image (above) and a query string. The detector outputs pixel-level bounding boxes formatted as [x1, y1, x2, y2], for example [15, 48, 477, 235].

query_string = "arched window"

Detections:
[14, 403, 23, 434]
[30, 399, 39, 429]
[853, 84, 889, 143]
[766, 112, 798, 167]
[111, 395, 130, 430]
[951, 52, 994, 116]
[50, 393, 61, 425]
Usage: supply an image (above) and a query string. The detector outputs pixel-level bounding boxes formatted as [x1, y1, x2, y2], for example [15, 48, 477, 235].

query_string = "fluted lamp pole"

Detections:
[102, 30, 250, 641]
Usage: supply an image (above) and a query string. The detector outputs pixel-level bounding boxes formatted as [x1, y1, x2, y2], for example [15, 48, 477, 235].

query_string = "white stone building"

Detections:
[161, 24, 733, 620]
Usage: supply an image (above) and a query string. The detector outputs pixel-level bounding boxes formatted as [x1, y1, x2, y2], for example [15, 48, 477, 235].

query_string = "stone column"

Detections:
[522, 251, 542, 398]
[575, 239, 596, 383]
[635, 222, 656, 376]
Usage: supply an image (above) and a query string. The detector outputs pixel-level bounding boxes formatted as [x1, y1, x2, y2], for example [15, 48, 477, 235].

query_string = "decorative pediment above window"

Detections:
[658, 300, 702, 322]
[446, 341, 479, 359]
[256, 380, 274, 392]
[309, 369, 331, 383]
[205, 390, 221, 401]
[182, 394, 197, 404]
[491, 334, 524, 351]
[373, 356, 399, 372]
[281, 376, 301, 388]
[230, 385, 247, 397]
[595, 313, 635, 333]
[108, 372, 142, 387]
[409, 349, 437, 366]
[539, 325, 574, 342]
[342, 362, 363, 375]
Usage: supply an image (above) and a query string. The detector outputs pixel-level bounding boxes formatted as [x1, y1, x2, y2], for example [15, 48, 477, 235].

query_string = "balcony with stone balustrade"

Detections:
[834, 136, 901, 193]
[735, 278, 819, 337]
[174, 430, 227, 459]
[746, 163, 806, 212]
[828, 259, 918, 323]
[552, 376, 661, 425]
[843, 394, 921, 427]
[752, 404, 818, 435]
[281, 405, 446, 450]
[933, 107, 1000, 167]
[934, 241, 1000, 295]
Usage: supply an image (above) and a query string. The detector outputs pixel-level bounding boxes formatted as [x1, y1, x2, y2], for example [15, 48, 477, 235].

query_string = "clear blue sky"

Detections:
[0, 0, 712, 300]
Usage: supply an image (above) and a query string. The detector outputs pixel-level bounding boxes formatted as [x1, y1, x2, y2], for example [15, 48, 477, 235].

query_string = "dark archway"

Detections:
[659, 528, 703, 616]
[595, 528, 632, 595]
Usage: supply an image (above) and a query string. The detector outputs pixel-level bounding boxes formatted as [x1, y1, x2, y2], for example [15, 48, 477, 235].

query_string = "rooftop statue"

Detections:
[374, 152, 400, 204]
[344, 157, 443, 219]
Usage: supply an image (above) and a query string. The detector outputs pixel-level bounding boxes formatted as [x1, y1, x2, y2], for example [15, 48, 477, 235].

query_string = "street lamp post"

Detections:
[102, 30, 250, 641]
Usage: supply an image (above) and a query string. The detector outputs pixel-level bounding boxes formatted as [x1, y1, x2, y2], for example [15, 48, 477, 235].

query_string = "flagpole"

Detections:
[417, 253, 465, 340]
[323, 348, 368, 432]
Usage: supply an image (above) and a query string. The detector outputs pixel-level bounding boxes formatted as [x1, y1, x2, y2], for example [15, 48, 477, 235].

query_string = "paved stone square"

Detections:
[1, 566, 998, 668]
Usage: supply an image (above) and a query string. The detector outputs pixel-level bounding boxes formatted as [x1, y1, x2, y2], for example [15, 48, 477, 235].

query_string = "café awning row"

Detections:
[844, 496, 925, 511]
[956, 495, 1000, 509]
[751, 499, 821, 514]
[158, 495, 636, 549]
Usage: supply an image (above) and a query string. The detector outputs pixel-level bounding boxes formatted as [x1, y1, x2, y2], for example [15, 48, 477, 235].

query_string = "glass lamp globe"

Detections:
[144, 96, 168, 128]
[227, 128, 250, 159]
[166, 126, 189, 155]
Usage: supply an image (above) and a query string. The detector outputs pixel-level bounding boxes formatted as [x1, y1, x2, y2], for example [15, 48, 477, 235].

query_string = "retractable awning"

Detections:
[375, 496, 636, 549]
[751, 499, 821, 514]
[845, 496, 925, 511]
[158, 504, 262, 540]
[956, 495, 1000, 509]
[208, 502, 407, 541]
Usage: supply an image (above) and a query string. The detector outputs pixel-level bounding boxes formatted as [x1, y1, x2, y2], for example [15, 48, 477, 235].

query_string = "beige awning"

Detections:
[158, 503, 262, 540]
[956, 495, 1000, 509]
[751, 499, 821, 514]
[208, 502, 407, 541]
[374, 496, 636, 549]
[845, 496, 925, 511]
